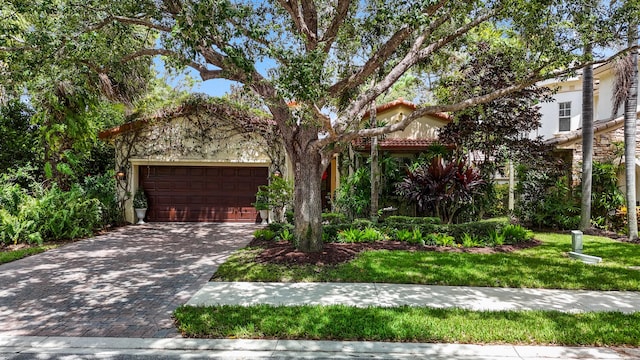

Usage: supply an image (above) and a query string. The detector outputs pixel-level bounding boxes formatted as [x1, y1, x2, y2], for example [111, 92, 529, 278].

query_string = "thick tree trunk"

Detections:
[625, 28, 638, 240]
[580, 48, 594, 231]
[292, 149, 325, 252]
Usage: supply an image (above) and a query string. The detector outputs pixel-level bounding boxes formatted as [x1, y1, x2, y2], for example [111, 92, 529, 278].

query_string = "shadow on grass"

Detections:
[174, 305, 640, 346]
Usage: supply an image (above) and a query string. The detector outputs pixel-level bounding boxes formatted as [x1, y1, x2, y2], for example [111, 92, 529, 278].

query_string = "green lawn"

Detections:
[212, 232, 640, 290]
[0, 245, 56, 265]
[174, 304, 640, 346]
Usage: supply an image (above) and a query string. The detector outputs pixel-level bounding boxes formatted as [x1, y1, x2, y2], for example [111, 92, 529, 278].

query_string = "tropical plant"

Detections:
[334, 167, 371, 220]
[337, 228, 363, 243]
[500, 224, 534, 244]
[489, 230, 505, 246]
[435, 233, 455, 247]
[278, 228, 295, 242]
[395, 156, 485, 224]
[253, 229, 276, 241]
[394, 229, 413, 242]
[461, 233, 481, 247]
[360, 227, 385, 242]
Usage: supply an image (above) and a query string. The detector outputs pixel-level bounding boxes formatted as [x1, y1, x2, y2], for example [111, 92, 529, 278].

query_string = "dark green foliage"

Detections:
[322, 212, 347, 224]
[447, 218, 510, 244]
[322, 224, 352, 242]
[82, 171, 123, 226]
[396, 156, 484, 224]
[334, 166, 370, 219]
[384, 216, 442, 226]
[0, 184, 102, 245]
[352, 218, 373, 229]
[500, 224, 534, 244]
[0, 100, 41, 173]
[589, 161, 625, 230]
[516, 161, 580, 230]
[253, 229, 276, 241]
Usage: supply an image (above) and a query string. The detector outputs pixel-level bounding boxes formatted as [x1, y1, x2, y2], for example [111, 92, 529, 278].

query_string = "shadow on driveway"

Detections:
[0, 223, 256, 338]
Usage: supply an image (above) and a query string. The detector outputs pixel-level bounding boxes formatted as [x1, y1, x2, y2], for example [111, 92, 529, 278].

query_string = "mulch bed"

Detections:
[250, 238, 542, 266]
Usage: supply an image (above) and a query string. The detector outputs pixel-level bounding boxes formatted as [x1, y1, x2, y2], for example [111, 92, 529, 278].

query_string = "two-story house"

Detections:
[535, 62, 640, 201]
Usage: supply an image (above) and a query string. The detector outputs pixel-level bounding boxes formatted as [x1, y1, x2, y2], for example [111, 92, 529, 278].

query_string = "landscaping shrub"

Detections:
[434, 233, 455, 246]
[253, 229, 276, 241]
[395, 156, 484, 223]
[322, 212, 347, 224]
[589, 161, 625, 231]
[393, 229, 413, 242]
[360, 227, 385, 242]
[278, 228, 295, 242]
[322, 224, 351, 242]
[267, 223, 295, 241]
[516, 163, 579, 230]
[352, 218, 374, 229]
[461, 233, 482, 247]
[488, 230, 505, 246]
[384, 215, 441, 227]
[447, 218, 509, 243]
[82, 171, 123, 226]
[334, 167, 370, 219]
[337, 228, 363, 243]
[0, 184, 102, 245]
[500, 224, 534, 244]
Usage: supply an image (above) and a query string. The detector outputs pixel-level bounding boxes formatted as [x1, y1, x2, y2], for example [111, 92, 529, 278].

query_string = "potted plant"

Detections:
[133, 187, 148, 225]
[252, 186, 270, 224]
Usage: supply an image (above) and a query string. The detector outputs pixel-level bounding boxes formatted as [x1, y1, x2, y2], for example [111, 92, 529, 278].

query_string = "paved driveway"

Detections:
[0, 223, 256, 338]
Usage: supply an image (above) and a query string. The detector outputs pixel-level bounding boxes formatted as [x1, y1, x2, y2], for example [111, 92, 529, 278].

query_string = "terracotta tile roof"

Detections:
[363, 98, 451, 123]
[545, 112, 639, 146]
[353, 138, 440, 150]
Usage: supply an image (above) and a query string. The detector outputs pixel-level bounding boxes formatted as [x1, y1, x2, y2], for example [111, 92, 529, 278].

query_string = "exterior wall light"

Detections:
[115, 169, 127, 181]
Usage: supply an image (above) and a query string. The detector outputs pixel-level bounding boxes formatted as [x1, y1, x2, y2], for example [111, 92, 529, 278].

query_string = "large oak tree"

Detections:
[2, 0, 628, 251]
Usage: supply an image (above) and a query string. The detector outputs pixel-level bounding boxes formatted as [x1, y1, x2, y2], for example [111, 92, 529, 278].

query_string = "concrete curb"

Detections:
[1, 336, 638, 359]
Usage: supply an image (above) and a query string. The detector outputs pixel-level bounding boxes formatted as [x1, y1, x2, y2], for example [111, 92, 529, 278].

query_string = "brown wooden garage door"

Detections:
[139, 166, 268, 222]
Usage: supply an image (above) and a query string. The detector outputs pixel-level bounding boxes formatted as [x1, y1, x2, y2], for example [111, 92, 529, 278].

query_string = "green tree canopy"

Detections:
[1, 0, 631, 251]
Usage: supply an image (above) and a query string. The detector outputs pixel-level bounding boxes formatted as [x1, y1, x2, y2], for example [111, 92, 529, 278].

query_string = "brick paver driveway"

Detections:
[0, 223, 256, 338]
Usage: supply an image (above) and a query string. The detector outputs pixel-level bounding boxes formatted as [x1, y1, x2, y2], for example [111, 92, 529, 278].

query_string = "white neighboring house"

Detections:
[535, 62, 640, 201]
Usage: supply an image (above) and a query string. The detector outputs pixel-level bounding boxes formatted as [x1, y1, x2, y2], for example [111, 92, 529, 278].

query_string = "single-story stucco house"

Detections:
[99, 97, 450, 223]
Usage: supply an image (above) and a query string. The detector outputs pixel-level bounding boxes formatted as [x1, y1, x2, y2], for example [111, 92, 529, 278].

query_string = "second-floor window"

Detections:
[558, 102, 571, 132]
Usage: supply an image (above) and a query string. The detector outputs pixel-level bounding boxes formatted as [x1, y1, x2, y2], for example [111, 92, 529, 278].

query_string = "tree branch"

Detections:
[327, 0, 451, 96]
[318, 53, 628, 149]
[321, 0, 352, 53]
[275, 0, 316, 50]
[91, 15, 172, 33]
[417, 9, 496, 60]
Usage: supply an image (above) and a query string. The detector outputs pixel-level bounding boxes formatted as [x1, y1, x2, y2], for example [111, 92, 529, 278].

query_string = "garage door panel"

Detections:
[140, 166, 268, 222]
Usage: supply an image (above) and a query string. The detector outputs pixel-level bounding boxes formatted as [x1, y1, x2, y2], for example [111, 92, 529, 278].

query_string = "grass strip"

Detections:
[0, 246, 56, 265]
[212, 233, 640, 290]
[175, 304, 640, 346]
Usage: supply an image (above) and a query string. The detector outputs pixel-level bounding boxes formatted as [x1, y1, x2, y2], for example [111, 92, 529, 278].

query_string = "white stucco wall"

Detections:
[535, 86, 583, 140]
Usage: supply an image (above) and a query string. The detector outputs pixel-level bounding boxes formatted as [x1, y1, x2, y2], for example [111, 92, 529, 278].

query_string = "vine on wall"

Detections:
[108, 95, 284, 217]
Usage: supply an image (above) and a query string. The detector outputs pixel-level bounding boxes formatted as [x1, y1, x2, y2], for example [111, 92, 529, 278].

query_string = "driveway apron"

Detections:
[0, 223, 255, 338]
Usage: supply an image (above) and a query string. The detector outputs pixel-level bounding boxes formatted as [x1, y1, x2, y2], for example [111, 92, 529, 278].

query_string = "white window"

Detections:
[559, 102, 571, 132]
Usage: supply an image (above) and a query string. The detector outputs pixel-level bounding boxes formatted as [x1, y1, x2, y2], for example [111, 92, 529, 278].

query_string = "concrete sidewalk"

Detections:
[187, 282, 640, 313]
[1, 335, 639, 359]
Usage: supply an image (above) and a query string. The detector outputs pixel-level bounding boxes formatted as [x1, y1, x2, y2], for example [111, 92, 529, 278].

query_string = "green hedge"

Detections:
[384, 215, 442, 227]
[263, 217, 519, 247]
[447, 218, 510, 243]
